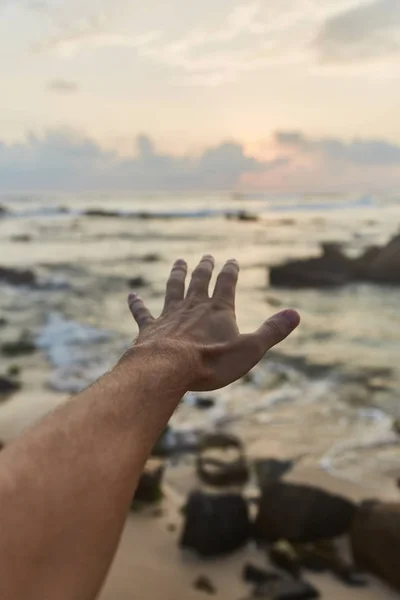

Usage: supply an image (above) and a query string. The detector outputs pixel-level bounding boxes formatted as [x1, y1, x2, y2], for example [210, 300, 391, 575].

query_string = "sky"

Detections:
[1, 0, 400, 192]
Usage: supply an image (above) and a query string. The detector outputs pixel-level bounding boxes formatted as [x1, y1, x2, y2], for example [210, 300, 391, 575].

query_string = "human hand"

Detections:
[128, 255, 300, 392]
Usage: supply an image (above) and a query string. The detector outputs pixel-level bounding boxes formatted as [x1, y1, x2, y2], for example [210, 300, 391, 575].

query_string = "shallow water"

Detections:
[0, 192, 399, 494]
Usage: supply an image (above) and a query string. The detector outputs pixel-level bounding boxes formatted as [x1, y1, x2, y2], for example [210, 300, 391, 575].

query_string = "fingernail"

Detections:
[128, 292, 137, 301]
[278, 309, 300, 328]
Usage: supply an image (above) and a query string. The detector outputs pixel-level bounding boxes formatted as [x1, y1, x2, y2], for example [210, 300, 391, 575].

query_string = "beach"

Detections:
[0, 191, 399, 598]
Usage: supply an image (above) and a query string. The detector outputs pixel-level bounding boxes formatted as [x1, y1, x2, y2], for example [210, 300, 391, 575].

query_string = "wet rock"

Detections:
[351, 501, 400, 591]
[84, 209, 122, 217]
[180, 491, 250, 557]
[0, 376, 21, 397]
[269, 540, 302, 578]
[196, 433, 249, 487]
[127, 276, 148, 288]
[132, 459, 164, 505]
[243, 564, 280, 585]
[368, 234, 400, 284]
[252, 578, 320, 599]
[194, 396, 215, 410]
[1, 333, 36, 357]
[254, 482, 356, 543]
[193, 575, 216, 595]
[11, 234, 32, 243]
[141, 253, 161, 263]
[253, 458, 294, 489]
[0, 266, 36, 287]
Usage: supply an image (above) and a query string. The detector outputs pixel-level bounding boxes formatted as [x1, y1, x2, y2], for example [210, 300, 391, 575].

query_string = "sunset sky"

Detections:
[1, 0, 400, 192]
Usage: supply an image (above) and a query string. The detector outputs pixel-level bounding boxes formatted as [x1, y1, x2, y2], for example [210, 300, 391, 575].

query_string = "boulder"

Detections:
[351, 501, 400, 591]
[254, 482, 356, 543]
[127, 276, 148, 289]
[180, 491, 251, 557]
[132, 460, 164, 505]
[0, 376, 21, 396]
[196, 433, 249, 487]
[0, 266, 36, 287]
[368, 234, 400, 284]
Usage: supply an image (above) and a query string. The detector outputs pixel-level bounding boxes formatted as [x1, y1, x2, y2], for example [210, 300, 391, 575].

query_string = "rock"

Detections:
[393, 419, 400, 436]
[269, 540, 302, 578]
[84, 209, 122, 217]
[253, 458, 294, 489]
[0, 317, 8, 327]
[127, 276, 148, 288]
[0, 205, 7, 216]
[351, 501, 400, 591]
[295, 540, 367, 586]
[142, 253, 161, 263]
[11, 234, 32, 243]
[269, 244, 353, 288]
[193, 575, 216, 595]
[368, 234, 400, 284]
[226, 210, 258, 222]
[1, 333, 36, 357]
[196, 433, 249, 487]
[6, 365, 21, 377]
[254, 482, 356, 543]
[0, 375, 21, 396]
[132, 459, 164, 505]
[194, 396, 215, 410]
[180, 491, 250, 557]
[252, 578, 320, 599]
[266, 296, 283, 308]
[0, 266, 36, 287]
[243, 564, 280, 585]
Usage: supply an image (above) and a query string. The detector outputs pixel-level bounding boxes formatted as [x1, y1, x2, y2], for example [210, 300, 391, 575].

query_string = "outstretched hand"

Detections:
[128, 255, 300, 392]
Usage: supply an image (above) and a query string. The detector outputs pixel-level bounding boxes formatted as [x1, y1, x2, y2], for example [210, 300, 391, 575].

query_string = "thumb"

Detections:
[240, 309, 300, 367]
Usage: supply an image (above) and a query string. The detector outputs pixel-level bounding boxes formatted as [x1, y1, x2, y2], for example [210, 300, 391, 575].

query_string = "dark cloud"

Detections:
[47, 79, 79, 93]
[275, 130, 400, 165]
[315, 0, 400, 63]
[0, 130, 281, 191]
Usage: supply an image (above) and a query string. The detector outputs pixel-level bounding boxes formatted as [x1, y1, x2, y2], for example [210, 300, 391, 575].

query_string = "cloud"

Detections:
[47, 79, 78, 93]
[275, 130, 400, 165]
[315, 0, 400, 63]
[0, 130, 282, 191]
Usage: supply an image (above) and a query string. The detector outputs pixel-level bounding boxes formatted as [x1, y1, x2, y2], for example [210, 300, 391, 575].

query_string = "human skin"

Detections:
[0, 255, 300, 599]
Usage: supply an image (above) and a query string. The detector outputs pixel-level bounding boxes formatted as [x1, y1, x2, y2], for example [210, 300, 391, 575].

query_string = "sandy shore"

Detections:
[99, 467, 400, 600]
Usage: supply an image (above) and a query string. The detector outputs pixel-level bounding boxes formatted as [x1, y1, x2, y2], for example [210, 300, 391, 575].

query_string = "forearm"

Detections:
[0, 346, 187, 600]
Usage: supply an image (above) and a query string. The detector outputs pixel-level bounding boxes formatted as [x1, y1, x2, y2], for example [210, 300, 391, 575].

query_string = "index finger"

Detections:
[212, 259, 239, 307]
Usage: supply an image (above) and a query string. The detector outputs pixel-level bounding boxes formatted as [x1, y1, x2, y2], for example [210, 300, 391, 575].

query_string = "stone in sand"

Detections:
[254, 482, 356, 543]
[351, 501, 400, 591]
[0, 266, 36, 287]
[132, 459, 164, 505]
[193, 575, 216, 595]
[196, 432, 249, 487]
[180, 491, 250, 557]
[0, 375, 21, 396]
[1, 332, 36, 357]
[127, 276, 148, 289]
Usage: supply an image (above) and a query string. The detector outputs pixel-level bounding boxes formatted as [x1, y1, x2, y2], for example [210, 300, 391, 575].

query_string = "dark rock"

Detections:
[167, 523, 177, 532]
[269, 540, 302, 578]
[0, 317, 8, 327]
[242, 372, 255, 384]
[270, 235, 400, 288]
[11, 234, 32, 243]
[266, 296, 283, 308]
[132, 460, 164, 505]
[84, 209, 122, 217]
[253, 458, 294, 489]
[0, 266, 36, 287]
[142, 253, 161, 263]
[180, 491, 250, 557]
[254, 482, 356, 543]
[253, 578, 320, 599]
[193, 575, 216, 595]
[351, 501, 400, 591]
[7, 365, 21, 377]
[295, 540, 367, 585]
[196, 433, 249, 487]
[0, 376, 21, 396]
[0, 205, 7, 216]
[127, 276, 148, 288]
[1, 333, 36, 357]
[194, 396, 215, 410]
[243, 564, 280, 585]
[226, 211, 258, 222]
[368, 234, 400, 284]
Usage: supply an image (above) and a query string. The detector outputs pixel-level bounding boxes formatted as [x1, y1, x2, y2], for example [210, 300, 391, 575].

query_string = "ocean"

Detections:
[0, 191, 399, 496]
